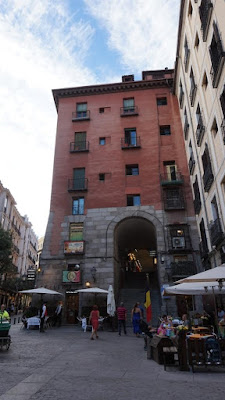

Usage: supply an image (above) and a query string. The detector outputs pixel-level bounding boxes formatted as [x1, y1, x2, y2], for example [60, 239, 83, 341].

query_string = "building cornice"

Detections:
[52, 77, 174, 111]
[173, 0, 185, 94]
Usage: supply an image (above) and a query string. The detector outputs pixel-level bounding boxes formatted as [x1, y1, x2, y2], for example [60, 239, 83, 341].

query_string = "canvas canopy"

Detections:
[176, 264, 225, 284]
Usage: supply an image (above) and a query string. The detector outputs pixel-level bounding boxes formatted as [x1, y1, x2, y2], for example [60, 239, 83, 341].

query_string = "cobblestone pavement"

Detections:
[0, 323, 224, 400]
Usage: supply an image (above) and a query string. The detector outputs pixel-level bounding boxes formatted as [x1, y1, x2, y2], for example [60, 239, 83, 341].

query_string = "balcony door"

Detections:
[166, 164, 177, 181]
[75, 132, 86, 151]
[73, 168, 85, 190]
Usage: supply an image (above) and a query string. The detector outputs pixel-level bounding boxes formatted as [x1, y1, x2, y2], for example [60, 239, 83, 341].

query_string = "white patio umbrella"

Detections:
[107, 285, 116, 316]
[74, 287, 108, 294]
[163, 281, 225, 296]
[19, 287, 63, 295]
[176, 264, 225, 284]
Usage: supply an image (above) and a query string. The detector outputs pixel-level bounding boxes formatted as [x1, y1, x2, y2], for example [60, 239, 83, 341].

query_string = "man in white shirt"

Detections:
[54, 302, 62, 327]
[40, 302, 47, 333]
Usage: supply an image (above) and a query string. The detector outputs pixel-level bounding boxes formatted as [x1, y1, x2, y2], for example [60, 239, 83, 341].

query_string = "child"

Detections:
[81, 316, 87, 332]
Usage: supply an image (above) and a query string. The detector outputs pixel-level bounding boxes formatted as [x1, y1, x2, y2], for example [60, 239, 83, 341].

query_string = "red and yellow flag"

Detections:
[144, 284, 152, 323]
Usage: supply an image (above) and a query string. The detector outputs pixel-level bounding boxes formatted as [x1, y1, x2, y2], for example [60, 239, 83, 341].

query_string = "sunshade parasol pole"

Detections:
[212, 286, 219, 330]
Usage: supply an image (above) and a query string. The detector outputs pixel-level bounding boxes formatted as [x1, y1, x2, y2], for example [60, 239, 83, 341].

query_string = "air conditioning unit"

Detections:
[172, 237, 185, 249]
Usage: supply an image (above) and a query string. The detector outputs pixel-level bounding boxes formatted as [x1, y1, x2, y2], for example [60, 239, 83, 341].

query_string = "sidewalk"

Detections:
[0, 324, 224, 400]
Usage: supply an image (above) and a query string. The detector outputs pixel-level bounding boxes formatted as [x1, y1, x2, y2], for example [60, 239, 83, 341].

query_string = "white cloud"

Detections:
[84, 0, 180, 72]
[0, 0, 97, 237]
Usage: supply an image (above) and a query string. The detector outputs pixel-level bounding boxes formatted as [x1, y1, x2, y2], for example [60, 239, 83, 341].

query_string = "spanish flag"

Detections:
[144, 279, 152, 323]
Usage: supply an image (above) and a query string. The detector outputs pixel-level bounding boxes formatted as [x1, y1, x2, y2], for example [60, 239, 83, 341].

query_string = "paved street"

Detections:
[0, 323, 225, 400]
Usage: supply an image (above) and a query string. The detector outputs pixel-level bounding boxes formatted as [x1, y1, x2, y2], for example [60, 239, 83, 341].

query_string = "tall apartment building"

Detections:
[40, 70, 201, 322]
[0, 181, 38, 278]
[174, 0, 225, 271]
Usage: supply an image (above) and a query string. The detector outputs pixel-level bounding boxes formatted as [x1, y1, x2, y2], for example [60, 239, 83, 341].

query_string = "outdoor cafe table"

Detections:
[27, 317, 40, 330]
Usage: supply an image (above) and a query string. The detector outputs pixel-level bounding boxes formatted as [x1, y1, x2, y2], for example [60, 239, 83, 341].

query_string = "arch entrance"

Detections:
[114, 217, 162, 324]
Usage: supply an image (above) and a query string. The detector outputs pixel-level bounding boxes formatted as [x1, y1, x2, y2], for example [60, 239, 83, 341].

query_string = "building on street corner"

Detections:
[39, 70, 202, 323]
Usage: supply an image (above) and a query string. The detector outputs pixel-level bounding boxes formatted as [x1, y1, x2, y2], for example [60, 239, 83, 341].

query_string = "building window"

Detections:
[193, 177, 201, 214]
[164, 161, 178, 181]
[169, 226, 186, 250]
[123, 98, 135, 113]
[127, 195, 141, 206]
[188, 1, 193, 16]
[211, 118, 218, 137]
[72, 198, 84, 215]
[184, 36, 190, 72]
[69, 223, 83, 241]
[126, 164, 139, 176]
[160, 125, 171, 136]
[179, 80, 184, 108]
[184, 108, 189, 139]
[73, 168, 86, 190]
[99, 173, 105, 181]
[99, 137, 105, 145]
[209, 22, 225, 88]
[196, 104, 205, 146]
[72, 132, 87, 151]
[125, 128, 137, 145]
[157, 97, 167, 106]
[202, 72, 208, 89]
[190, 68, 197, 106]
[199, 219, 208, 258]
[76, 103, 87, 118]
[202, 144, 214, 192]
[99, 108, 105, 113]
[199, 0, 213, 42]
[194, 32, 199, 48]
[188, 141, 195, 175]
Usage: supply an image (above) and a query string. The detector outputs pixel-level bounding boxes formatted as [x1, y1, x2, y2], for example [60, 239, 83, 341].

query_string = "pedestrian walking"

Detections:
[40, 302, 47, 333]
[131, 303, 142, 337]
[89, 305, 99, 340]
[117, 302, 127, 336]
[54, 301, 62, 327]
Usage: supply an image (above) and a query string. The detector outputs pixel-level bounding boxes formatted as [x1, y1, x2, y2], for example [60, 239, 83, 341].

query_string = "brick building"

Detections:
[40, 70, 201, 323]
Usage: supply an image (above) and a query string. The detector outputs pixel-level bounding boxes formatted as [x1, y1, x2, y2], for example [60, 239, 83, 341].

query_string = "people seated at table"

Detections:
[157, 315, 174, 337]
[218, 314, 225, 338]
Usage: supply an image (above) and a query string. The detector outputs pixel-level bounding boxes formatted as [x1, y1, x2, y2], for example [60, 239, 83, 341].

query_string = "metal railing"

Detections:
[210, 46, 225, 88]
[179, 90, 184, 108]
[70, 141, 89, 152]
[184, 118, 189, 140]
[120, 106, 139, 116]
[221, 118, 225, 144]
[203, 164, 214, 192]
[161, 171, 183, 186]
[68, 178, 88, 191]
[72, 110, 90, 121]
[164, 193, 185, 210]
[170, 261, 196, 280]
[184, 49, 190, 72]
[196, 115, 205, 146]
[199, 0, 213, 42]
[190, 84, 197, 106]
[121, 136, 141, 149]
[209, 218, 225, 247]
[188, 155, 195, 175]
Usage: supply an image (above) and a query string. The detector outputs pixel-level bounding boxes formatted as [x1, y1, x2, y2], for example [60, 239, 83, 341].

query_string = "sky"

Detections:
[0, 0, 180, 238]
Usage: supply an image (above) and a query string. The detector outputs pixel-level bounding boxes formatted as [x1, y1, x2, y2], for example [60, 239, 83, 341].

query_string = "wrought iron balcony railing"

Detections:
[72, 110, 90, 121]
[161, 172, 183, 186]
[188, 155, 195, 175]
[196, 117, 205, 146]
[199, 0, 213, 42]
[179, 90, 184, 108]
[170, 261, 196, 280]
[68, 178, 88, 192]
[199, 240, 209, 260]
[210, 46, 225, 88]
[190, 84, 197, 106]
[209, 218, 225, 247]
[203, 164, 214, 192]
[120, 106, 139, 117]
[70, 141, 89, 152]
[164, 192, 185, 210]
[121, 136, 141, 149]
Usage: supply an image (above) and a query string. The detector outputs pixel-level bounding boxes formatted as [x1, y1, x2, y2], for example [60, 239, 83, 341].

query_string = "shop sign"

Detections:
[62, 270, 81, 283]
[64, 241, 84, 254]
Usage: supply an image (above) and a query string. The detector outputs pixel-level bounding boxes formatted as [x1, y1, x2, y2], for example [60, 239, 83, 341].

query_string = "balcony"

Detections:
[199, 0, 213, 42]
[199, 240, 209, 260]
[188, 155, 195, 175]
[210, 47, 225, 88]
[190, 84, 197, 107]
[72, 110, 90, 121]
[11, 224, 21, 236]
[196, 118, 205, 147]
[170, 261, 196, 280]
[68, 178, 88, 192]
[184, 119, 189, 140]
[203, 165, 214, 192]
[121, 137, 141, 149]
[120, 106, 139, 117]
[70, 141, 89, 153]
[193, 196, 201, 215]
[184, 49, 190, 72]
[13, 244, 20, 255]
[161, 172, 183, 186]
[163, 190, 185, 210]
[221, 118, 225, 144]
[209, 218, 225, 247]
